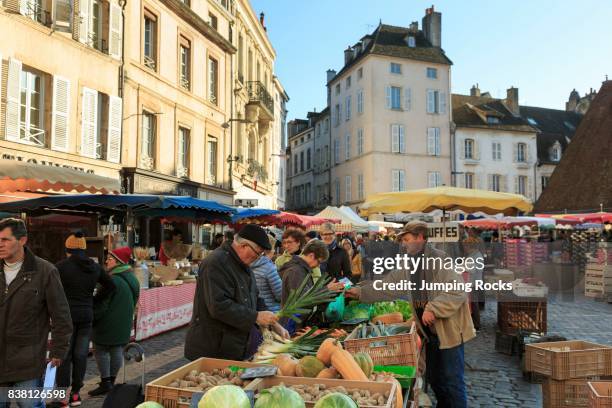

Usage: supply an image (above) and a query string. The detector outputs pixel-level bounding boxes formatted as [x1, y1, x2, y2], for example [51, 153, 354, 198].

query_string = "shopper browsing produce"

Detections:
[185, 224, 289, 361]
[319, 223, 351, 281]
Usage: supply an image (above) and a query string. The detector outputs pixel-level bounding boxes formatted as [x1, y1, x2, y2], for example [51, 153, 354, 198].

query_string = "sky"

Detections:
[250, 0, 612, 121]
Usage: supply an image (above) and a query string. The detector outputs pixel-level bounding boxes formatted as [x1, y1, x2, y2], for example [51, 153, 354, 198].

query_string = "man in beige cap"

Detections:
[347, 220, 475, 408]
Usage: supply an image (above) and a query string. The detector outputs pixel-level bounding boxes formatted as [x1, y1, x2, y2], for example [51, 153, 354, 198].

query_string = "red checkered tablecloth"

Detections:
[134, 283, 196, 341]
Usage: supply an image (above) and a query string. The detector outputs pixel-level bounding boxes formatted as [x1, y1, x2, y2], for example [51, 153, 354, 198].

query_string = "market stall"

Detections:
[313, 206, 370, 233]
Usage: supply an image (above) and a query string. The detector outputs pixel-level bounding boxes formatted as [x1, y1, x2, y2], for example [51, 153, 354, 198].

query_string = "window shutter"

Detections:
[527, 177, 533, 199]
[502, 175, 508, 192]
[436, 172, 441, 187]
[399, 125, 405, 153]
[459, 137, 465, 159]
[513, 143, 518, 163]
[80, 87, 98, 158]
[106, 96, 122, 163]
[440, 92, 447, 114]
[426, 89, 435, 113]
[385, 86, 392, 109]
[514, 176, 519, 194]
[487, 174, 493, 191]
[399, 170, 405, 191]
[491, 142, 496, 160]
[404, 87, 411, 111]
[526, 144, 530, 163]
[391, 125, 399, 153]
[51, 76, 71, 151]
[435, 128, 441, 155]
[427, 128, 435, 155]
[5, 58, 22, 142]
[428, 172, 435, 188]
[392, 170, 399, 192]
[78, 0, 90, 44]
[109, 2, 123, 59]
[3, 0, 22, 13]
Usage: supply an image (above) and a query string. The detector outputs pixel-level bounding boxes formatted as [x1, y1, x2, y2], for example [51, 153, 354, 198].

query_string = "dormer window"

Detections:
[550, 144, 561, 161]
[408, 36, 416, 47]
[563, 121, 575, 131]
[527, 117, 538, 126]
[487, 116, 500, 124]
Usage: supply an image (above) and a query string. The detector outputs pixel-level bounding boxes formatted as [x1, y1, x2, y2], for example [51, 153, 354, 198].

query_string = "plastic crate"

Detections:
[343, 321, 419, 367]
[497, 294, 547, 335]
[524, 341, 612, 380]
[588, 381, 612, 408]
[495, 330, 517, 356]
[542, 378, 593, 408]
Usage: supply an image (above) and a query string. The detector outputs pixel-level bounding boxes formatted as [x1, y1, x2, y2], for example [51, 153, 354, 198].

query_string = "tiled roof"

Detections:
[452, 95, 535, 133]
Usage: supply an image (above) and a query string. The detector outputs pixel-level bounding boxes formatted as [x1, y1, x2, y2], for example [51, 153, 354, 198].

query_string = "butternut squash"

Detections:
[272, 354, 297, 376]
[316, 338, 342, 366]
[330, 349, 369, 381]
[371, 312, 404, 325]
[316, 367, 339, 379]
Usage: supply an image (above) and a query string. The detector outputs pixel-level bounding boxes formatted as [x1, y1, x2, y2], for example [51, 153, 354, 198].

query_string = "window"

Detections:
[346, 76, 351, 89]
[391, 124, 405, 153]
[357, 67, 363, 79]
[208, 139, 217, 184]
[487, 116, 500, 124]
[427, 128, 440, 156]
[390, 62, 401, 74]
[208, 13, 217, 30]
[517, 143, 527, 162]
[300, 151, 304, 172]
[357, 174, 364, 199]
[492, 142, 502, 160]
[208, 56, 218, 105]
[334, 104, 341, 126]
[426, 89, 446, 114]
[345, 176, 352, 202]
[293, 154, 298, 174]
[334, 179, 340, 205]
[357, 128, 364, 155]
[426, 67, 438, 79]
[179, 37, 191, 90]
[465, 173, 474, 189]
[392, 169, 405, 192]
[345, 132, 351, 160]
[464, 138, 475, 159]
[335, 84, 340, 95]
[550, 145, 561, 161]
[247, 49, 253, 80]
[334, 139, 340, 163]
[490, 174, 501, 192]
[516, 175, 527, 195]
[307, 148, 311, 169]
[19, 69, 45, 146]
[428, 171, 441, 188]
[541, 176, 550, 190]
[408, 36, 416, 47]
[177, 127, 190, 177]
[345, 95, 351, 120]
[143, 10, 157, 70]
[141, 111, 156, 168]
[386, 86, 402, 110]
[357, 89, 364, 113]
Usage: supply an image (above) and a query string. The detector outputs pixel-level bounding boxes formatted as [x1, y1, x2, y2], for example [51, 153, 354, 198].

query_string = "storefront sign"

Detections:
[132, 174, 197, 197]
[428, 222, 460, 242]
[1, 152, 95, 174]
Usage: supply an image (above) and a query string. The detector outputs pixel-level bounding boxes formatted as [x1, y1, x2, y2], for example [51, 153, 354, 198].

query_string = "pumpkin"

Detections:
[316, 367, 339, 379]
[330, 349, 369, 381]
[272, 354, 298, 377]
[295, 356, 325, 378]
[352, 352, 373, 377]
[371, 312, 404, 325]
[316, 338, 342, 366]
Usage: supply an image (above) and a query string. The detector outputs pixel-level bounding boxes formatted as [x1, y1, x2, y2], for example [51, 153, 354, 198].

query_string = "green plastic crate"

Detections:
[373, 365, 416, 389]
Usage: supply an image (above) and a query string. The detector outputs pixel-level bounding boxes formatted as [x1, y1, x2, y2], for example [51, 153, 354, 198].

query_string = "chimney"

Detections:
[344, 46, 353, 65]
[505, 86, 520, 116]
[422, 5, 442, 47]
[409, 21, 418, 32]
[470, 84, 481, 97]
[353, 42, 362, 58]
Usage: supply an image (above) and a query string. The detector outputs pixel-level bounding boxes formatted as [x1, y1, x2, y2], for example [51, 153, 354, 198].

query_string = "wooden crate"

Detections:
[343, 321, 419, 367]
[525, 341, 612, 380]
[145, 358, 268, 407]
[588, 381, 612, 408]
[245, 376, 397, 408]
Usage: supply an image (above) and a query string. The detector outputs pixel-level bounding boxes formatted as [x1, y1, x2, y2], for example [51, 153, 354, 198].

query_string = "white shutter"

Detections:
[459, 138, 465, 159]
[80, 87, 98, 158]
[426, 89, 435, 113]
[345, 175, 351, 202]
[399, 170, 405, 191]
[19, 0, 27, 15]
[106, 96, 122, 163]
[435, 128, 441, 155]
[404, 87, 411, 111]
[109, 2, 123, 59]
[391, 125, 399, 153]
[440, 92, 447, 114]
[514, 176, 520, 194]
[428, 172, 435, 188]
[392, 170, 399, 192]
[385, 86, 392, 109]
[399, 125, 405, 153]
[502, 175, 508, 192]
[513, 143, 518, 163]
[436, 172, 441, 187]
[527, 177, 533, 200]
[78, 0, 90, 44]
[51, 76, 71, 151]
[5, 58, 22, 142]
[487, 174, 493, 191]
[526, 144, 531, 163]
[427, 128, 435, 155]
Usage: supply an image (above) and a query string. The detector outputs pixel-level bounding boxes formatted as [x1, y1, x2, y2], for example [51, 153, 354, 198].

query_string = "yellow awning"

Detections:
[360, 186, 533, 217]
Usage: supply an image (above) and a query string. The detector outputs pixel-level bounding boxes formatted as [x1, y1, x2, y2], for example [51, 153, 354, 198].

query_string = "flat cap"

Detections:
[397, 220, 429, 239]
[237, 224, 272, 250]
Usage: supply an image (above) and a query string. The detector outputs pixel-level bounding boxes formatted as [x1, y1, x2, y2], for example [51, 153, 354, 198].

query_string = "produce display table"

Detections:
[135, 282, 196, 341]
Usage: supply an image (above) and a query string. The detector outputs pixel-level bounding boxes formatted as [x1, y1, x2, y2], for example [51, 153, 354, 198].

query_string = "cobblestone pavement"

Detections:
[76, 293, 612, 408]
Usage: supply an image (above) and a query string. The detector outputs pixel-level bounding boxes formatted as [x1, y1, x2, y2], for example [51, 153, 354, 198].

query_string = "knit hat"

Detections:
[237, 224, 272, 250]
[110, 246, 132, 264]
[66, 232, 87, 252]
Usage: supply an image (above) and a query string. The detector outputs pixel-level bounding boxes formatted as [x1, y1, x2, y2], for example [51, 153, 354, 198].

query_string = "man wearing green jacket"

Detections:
[89, 246, 140, 397]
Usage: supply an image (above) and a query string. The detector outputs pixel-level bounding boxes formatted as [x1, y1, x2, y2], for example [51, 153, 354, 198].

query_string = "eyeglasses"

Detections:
[283, 239, 297, 245]
[243, 242, 264, 258]
[321, 232, 335, 237]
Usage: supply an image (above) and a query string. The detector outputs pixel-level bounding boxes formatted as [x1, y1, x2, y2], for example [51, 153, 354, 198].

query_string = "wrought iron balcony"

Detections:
[246, 81, 274, 120]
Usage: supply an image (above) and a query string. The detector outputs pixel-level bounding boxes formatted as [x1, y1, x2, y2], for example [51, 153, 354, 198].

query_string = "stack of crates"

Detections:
[524, 340, 612, 407]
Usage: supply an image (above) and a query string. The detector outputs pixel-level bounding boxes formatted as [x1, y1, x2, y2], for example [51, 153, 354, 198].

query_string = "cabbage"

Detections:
[199, 385, 250, 408]
[254, 385, 305, 408]
[135, 403, 164, 408]
[313, 393, 358, 408]
[343, 301, 371, 321]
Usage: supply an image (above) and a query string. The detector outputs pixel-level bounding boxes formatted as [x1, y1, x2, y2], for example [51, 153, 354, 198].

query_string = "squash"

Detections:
[295, 356, 325, 378]
[316, 338, 342, 366]
[272, 354, 298, 377]
[371, 312, 404, 325]
[316, 367, 339, 379]
[330, 349, 369, 381]
[352, 352, 373, 377]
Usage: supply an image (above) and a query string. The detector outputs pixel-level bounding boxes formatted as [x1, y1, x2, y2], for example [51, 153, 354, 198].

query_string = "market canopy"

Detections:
[536, 212, 612, 224]
[231, 208, 281, 223]
[360, 186, 533, 217]
[0, 159, 120, 194]
[313, 206, 370, 232]
[232, 210, 339, 228]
